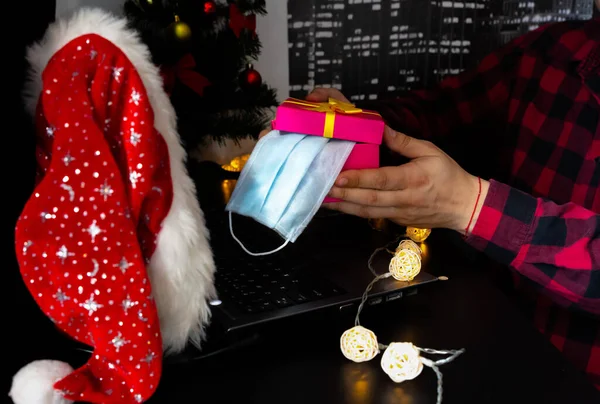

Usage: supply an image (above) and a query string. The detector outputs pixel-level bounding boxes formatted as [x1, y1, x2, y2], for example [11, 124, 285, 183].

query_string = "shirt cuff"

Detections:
[465, 179, 538, 266]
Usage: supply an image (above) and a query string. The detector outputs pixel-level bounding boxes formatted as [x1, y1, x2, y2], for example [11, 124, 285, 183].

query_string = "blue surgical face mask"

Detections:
[226, 130, 354, 256]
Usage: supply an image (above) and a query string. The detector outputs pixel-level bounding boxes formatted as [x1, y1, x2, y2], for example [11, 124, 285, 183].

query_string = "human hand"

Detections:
[306, 87, 351, 103]
[325, 127, 490, 234]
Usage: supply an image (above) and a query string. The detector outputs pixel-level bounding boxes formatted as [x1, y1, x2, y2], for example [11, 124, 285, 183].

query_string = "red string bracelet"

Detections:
[464, 177, 482, 237]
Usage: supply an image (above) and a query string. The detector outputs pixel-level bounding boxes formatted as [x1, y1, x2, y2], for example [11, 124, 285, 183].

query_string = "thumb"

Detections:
[306, 88, 350, 103]
[383, 126, 431, 159]
[306, 88, 329, 102]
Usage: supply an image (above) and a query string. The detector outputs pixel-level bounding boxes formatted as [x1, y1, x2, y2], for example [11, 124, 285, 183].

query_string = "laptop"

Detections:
[205, 207, 439, 334]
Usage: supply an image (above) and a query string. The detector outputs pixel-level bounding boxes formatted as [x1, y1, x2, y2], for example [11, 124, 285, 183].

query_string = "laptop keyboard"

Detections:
[214, 255, 346, 314]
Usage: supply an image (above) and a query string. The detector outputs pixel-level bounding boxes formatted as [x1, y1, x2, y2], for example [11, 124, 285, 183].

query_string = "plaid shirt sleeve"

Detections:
[359, 25, 600, 317]
[467, 180, 600, 316]
[359, 33, 530, 140]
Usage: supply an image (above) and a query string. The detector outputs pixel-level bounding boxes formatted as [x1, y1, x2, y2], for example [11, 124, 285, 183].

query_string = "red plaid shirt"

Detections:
[365, 19, 600, 388]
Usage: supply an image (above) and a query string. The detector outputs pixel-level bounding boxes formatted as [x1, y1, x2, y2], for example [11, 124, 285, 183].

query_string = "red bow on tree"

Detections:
[229, 4, 256, 38]
[160, 54, 211, 97]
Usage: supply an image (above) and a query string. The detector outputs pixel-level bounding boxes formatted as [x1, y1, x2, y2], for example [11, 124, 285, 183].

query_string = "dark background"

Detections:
[6, 0, 58, 396]
[287, 0, 596, 102]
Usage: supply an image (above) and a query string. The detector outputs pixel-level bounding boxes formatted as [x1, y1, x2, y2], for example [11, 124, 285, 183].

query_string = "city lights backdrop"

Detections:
[287, 0, 594, 102]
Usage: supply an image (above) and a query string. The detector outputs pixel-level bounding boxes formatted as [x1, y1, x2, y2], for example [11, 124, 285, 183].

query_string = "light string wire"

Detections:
[367, 236, 402, 277]
[354, 272, 392, 327]
[353, 236, 465, 404]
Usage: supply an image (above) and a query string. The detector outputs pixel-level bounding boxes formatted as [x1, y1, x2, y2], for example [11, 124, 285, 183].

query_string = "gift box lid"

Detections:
[272, 97, 384, 145]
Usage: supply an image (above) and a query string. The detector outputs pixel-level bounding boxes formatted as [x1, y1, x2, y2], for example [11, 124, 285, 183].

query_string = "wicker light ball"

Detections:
[340, 326, 380, 363]
[380, 342, 424, 383]
[395, 239, 422, 256]
[389, 249, 421, 281]
[406, 227, 431, 243]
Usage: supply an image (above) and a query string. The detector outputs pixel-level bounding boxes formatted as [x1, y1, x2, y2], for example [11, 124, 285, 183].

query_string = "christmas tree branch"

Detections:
[123, 0, 279, 151]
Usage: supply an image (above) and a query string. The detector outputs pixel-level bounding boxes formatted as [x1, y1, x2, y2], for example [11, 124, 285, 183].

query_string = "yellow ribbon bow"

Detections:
[316, 98, 363, 114]
[283, 97, 373, 138]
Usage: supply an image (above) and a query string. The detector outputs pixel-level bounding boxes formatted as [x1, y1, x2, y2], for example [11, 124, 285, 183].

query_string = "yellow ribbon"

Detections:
[283, 97, 380, 138]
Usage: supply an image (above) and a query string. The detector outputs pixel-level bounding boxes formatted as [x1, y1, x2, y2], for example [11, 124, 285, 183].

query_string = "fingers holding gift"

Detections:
[306, 87, 350, 103]
[324, 201, 398, 219]
[334, 165, 428, 191]
[383, 127, 437, 159]
[328, 187, 414, 207]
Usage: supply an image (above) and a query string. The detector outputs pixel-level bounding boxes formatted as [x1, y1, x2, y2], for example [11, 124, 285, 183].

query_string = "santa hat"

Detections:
[9, 8, 216, 404]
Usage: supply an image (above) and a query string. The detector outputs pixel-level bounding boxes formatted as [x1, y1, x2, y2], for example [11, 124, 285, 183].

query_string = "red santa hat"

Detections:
[10, 8, 216, 404]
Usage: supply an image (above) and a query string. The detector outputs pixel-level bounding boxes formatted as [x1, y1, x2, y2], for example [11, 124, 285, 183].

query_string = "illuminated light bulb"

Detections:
[221, 179, 237, 203]
[368, 218, 388, 231]
[395, 239, 421, 256]
[222, 153, 250, 172]
[418, 242, 428, 258]
[340, 326, 380, 363]
[406, 227, 431, 243]
[389, 249, 421, 281]
[380, 342, 424, 383]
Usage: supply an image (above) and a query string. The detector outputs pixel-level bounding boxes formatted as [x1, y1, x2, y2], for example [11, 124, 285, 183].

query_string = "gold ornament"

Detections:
[340, 326, 380, 363]
[168, 15, 192, 43]
[395, 239, 421, 256]
[380, 342, 424, 383]
[406, 227, 431, 243]
[389, 249, 421, 281]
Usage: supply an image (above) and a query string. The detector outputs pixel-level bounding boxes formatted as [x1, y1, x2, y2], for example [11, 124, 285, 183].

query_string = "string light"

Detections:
[380, 342, 424, 383]
[220, 179, 237, 204]
[340, 326, 380, 363]
[389, 249, 421, 282]
[222, 153, 250, 172]
[340, 234, 464, 404]
[406, 227, 431, 243]
[395, 239, 421, 255]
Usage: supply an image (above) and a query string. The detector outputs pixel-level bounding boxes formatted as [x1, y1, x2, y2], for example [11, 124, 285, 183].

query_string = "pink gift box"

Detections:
[322, 143, 379, 204]
[272, 97, 384, 145]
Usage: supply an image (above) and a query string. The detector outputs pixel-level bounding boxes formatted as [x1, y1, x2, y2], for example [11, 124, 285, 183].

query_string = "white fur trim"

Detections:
[23, 8, 217, 354]
[10, 360, 74, 404]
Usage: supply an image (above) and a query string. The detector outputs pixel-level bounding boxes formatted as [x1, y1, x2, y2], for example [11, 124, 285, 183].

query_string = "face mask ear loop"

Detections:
[229, 211, 290, 256]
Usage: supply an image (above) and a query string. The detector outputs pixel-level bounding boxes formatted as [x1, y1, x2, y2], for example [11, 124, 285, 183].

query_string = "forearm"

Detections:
[465, 180, 600, 315]
[360, 92, 456, 140]
[360, 70, 514, 142]
[359, 35, 526, 143]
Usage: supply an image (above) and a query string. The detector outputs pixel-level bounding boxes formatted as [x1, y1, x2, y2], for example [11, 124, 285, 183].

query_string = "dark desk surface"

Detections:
[7, 162, 599, 404]
[147, 162, 600, 404]
[146, 237, 599, 404]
